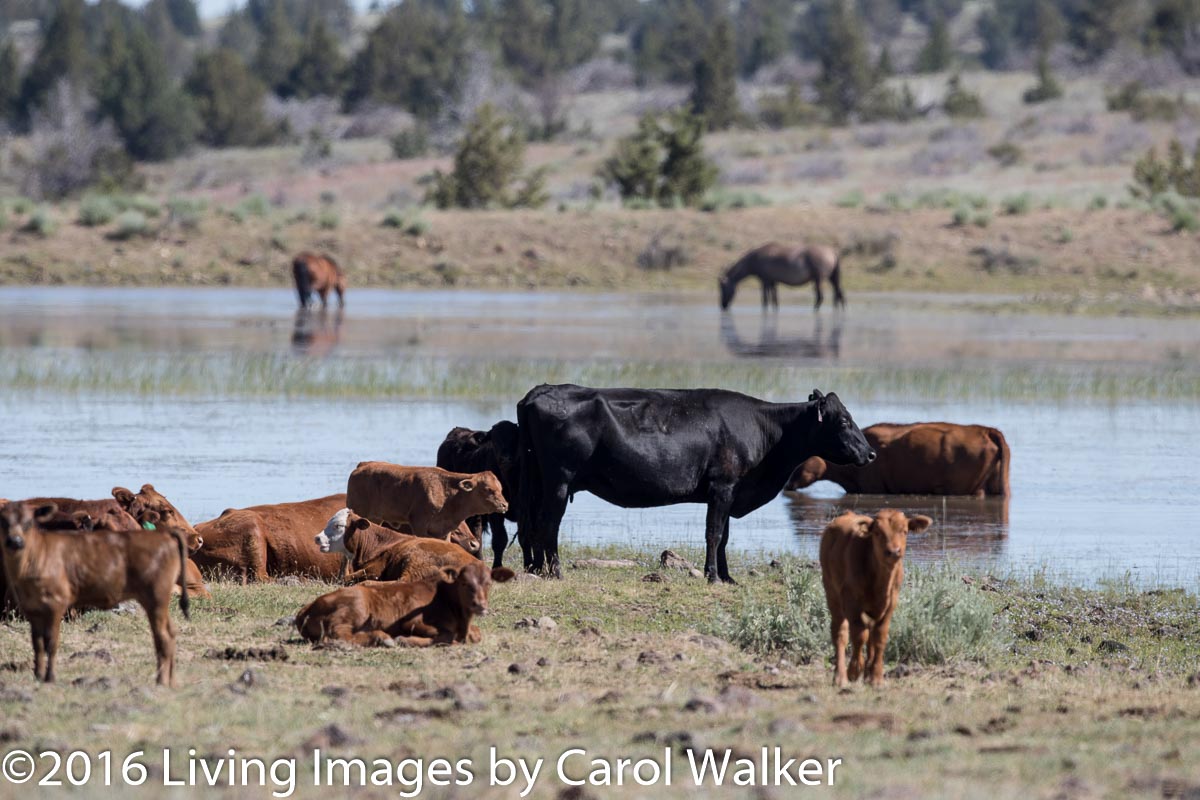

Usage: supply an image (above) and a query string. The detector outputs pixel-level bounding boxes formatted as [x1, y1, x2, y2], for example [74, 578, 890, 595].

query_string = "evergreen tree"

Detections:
[344, 0, 469, 119]
[0, 39, 20, 128]
[812, 0, 875, 125]
[875, 45, 894, 78]
[495, 0, 603, 87]
[164, 0, 202, 36]
[218, 11, 262, 64]
[426, 103, 548, 209]
[96, 20, 197, 160]
[142, 0, 192, 79]
[283, 19, 345, 98]
[19, 0, 90, 122]
[254, 0, 302, 92]
[690, 16, 739, 130]
[186, 49, 273, 147]
[915, 14, 953, 72]
[600, 109, 716, 207]
[735, 0, 791, 77]
[1022, 52, 1063, 103]
[631, 0, 715, 84]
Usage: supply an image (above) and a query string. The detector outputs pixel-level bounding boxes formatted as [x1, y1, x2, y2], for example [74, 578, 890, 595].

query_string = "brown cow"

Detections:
[317, 510, 481, 583]
[346, 462, 508, 540]
[295, 560, 515, 647]
[789, 422, 1011, 497]
[293, 251, 346, 310]
[718, 242, 845, 311]
[4, 495, 210, 602]
[820, 509, 932, 688]
[110, 485, 212, 598]
[193, 494, 349, 583]
[1, 502, 190, 685]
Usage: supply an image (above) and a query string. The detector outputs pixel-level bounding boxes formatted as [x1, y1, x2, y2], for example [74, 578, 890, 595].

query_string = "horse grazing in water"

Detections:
[718, 243, 845, 311]
[293, 252, 346, 309]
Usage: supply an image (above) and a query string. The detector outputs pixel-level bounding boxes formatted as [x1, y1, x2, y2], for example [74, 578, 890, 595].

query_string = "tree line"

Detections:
[1, 0, 1198, 176]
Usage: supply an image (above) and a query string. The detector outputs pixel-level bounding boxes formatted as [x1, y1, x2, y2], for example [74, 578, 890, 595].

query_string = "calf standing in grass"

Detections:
[820, 509, 932, 687]
[0, 502, 190, 686]
[295, 560, 514, 647]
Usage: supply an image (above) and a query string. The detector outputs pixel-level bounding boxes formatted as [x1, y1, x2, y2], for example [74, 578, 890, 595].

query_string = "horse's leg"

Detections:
[813, 278, 824, 311]
[770, 284, 780, 310]
[760, 279, 771, 311]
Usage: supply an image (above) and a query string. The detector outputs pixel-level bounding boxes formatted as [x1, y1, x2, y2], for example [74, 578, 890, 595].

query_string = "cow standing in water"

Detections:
[293, 252, 346, 309]
[517, 385, 875, 583]
[718, 243, 846, 311]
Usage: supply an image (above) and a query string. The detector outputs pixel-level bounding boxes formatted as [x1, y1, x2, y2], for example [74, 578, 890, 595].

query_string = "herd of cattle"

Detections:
[0, 383, 1009, 689]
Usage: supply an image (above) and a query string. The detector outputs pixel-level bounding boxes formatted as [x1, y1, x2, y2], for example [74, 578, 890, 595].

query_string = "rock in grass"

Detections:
[1098, 639, 1129, 654]
[571, 558, 638, 569]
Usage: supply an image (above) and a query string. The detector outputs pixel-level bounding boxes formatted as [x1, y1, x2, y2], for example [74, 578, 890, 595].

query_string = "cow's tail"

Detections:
[515, 396, 540, 566]
[173, 529, 190, 620]
[293, 256, 312, 306]
[988, 428, 1011, 497]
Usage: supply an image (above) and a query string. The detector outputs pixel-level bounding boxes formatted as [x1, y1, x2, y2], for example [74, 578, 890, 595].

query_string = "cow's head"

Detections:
[439, 561, 515, 617]
[459, 472, 508, 515]
[807, 390, 874, 467]
[316, 508, 371, 554]
[718, 275, 736, 310]
[789, 456, 829, 489]
[868, 509, 932, 564]
[449, 521, 482, 558]
[1, 502, 56, 552]
[112, 484, 202, 551]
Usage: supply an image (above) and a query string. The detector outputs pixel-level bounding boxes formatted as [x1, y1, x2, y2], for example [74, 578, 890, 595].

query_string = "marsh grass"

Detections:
[0, 351, 1195, 403]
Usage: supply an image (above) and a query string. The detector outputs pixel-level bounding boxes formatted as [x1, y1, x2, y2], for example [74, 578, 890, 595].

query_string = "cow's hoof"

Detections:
[720, 575, 738, 585]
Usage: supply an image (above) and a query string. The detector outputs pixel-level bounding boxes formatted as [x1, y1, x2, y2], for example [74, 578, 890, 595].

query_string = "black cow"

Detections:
[436, 421, 523, 569]
[516, 385, 875, 583]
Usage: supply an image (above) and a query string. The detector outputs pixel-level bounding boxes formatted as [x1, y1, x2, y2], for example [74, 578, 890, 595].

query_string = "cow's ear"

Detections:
[808, 389, 824, 402]
[112, 487, 134, 505]
[33, 503, 58, 522]
[491, 567, 516, 583]
[440, 566, 461, 583]
[459, 478, 475, 492]
[352, 517, 371, 531]
[142, 510, 162, 524]
[140, 484, 155, 494]
[855, 517, 872, 536]
[907, 514, 933, 534]
[72, 512, 96, 531]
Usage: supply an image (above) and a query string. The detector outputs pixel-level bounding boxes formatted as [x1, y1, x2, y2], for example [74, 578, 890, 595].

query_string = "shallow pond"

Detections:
[1, 287, 1198, 584]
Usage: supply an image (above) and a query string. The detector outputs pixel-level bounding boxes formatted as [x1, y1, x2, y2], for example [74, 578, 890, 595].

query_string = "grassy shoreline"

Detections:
[2, 351, 1199, 402]
[1, 550, 1198, 798]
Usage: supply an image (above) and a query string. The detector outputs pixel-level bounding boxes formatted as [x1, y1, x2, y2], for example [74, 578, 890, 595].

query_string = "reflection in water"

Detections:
[720, 313, 842, 359]
[291, 308, 343, 356]
[785, 490, 1009, 564]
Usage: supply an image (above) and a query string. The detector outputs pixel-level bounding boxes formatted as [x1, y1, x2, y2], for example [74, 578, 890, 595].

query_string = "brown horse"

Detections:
[718, 243, 845, 311]
[293, 252, 346, 309]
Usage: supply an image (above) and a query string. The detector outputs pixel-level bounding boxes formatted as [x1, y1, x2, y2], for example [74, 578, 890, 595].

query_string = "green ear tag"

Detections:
[142, 522, 156, 531]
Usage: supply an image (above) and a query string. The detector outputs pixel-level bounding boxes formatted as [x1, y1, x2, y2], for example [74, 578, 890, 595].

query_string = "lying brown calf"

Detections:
[820, 509, 932, 688]
[0, 502, 190, 686]
[295, 560, 514, 647]
[316, 509, 481, 583]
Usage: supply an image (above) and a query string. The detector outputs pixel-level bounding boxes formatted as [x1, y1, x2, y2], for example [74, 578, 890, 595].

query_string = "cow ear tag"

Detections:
[142, 521, 156, 531]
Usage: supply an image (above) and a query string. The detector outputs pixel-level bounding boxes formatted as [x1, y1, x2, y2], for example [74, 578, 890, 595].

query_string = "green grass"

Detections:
[0, 351, 1197, 402]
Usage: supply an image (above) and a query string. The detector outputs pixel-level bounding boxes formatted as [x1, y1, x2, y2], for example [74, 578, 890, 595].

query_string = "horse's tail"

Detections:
[293, 255, 313, 306]
[830, 250, 846, 308]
